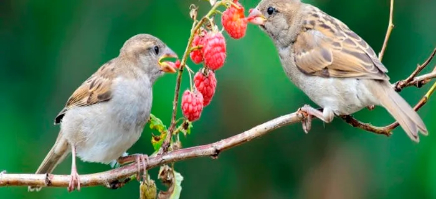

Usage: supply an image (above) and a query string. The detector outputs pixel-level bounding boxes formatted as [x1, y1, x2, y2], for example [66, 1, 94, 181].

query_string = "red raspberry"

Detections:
[222, 1, 247, 39]
[190, 33, 205, 64]
[181, 90, 204, 122]
[174, 60, 181, 69]
[203, 31, 226, 70]
[194, 69, 217, 106]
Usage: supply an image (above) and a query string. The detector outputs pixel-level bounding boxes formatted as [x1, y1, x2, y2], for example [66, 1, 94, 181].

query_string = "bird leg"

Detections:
[117, 154, 149, 181]
[298, 105, 334, 133]
[68, 146, 80, 192]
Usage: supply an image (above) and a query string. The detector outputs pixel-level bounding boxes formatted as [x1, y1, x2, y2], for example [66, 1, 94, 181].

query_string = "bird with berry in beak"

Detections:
[29, 34, 178, 192]
[247, 0, 427, 141]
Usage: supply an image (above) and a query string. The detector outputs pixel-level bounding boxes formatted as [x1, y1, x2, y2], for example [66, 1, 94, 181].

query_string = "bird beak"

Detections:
[247, 8, 266, 25]
[158, 48, 178, 73]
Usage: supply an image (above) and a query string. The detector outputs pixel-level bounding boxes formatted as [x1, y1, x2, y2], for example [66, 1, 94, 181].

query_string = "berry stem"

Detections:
[214, 10, 223, 15]
[189, 45, 203, 52]
[163, 1, 227, 153]
[227, 1, 241, 9]
[188, 69, 193, 91]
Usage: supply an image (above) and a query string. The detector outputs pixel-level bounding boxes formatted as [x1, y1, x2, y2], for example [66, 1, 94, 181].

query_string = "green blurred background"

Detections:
[1, 0, 435, 198]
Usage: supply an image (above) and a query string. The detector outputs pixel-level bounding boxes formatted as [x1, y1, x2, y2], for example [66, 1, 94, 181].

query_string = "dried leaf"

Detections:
[205, 18, 215, 31]
[180, 121, 193, 136]
[158, 165, 184, 199]
[189, 4, 198, 20]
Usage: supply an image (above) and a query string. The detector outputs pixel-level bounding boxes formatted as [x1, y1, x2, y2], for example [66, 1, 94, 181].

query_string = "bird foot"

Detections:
[297, 106, 313, 133]
[367, 105, 375, 110]
[68, 167, 80, 192]
[297, 105, 330, 133]
[135, 154, 149, 181]
[117, 154, 149, 181]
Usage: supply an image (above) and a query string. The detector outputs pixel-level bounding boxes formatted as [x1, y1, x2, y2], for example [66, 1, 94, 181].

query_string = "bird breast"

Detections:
[61, 76, 153, 163]
[111, 76, 153, 130]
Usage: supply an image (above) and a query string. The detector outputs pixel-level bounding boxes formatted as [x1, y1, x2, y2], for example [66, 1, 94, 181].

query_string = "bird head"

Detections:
[120, 34, 178, 80]
[248, 0, 303, 47]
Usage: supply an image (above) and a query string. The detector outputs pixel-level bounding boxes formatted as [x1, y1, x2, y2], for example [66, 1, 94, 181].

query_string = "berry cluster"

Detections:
[182, 0, 248, 122]
[190, 30, 226, 70]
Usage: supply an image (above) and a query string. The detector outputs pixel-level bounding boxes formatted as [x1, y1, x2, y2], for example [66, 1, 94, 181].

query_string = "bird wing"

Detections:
[55, 59, 116, 124]
[292, 6, 388, 80]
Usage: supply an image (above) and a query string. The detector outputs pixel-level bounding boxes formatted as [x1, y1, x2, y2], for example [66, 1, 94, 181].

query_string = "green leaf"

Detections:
[149, 114, 168, 151]
[149, 114, 167, 134]
[170, 170, 184, 199]
[186, 122, 193, 135]
[151, 133, 166, 151]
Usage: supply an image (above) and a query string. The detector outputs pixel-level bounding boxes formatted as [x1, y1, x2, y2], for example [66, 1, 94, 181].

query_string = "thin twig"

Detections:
[378, 0, 394, 61]
[340, 115, 392, 136]
[395, 48, 436, 91]
[402, 69, 436, 88]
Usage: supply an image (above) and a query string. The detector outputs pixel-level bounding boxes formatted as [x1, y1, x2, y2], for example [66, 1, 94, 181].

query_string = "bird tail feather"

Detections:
[28, 132, 70, 191]
[373, 81, 428, 142]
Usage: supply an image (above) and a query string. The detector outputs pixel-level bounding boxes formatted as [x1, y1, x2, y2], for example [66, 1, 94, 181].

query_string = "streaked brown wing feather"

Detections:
[55, 60, 116, 124]
[293, 6, 388, 80]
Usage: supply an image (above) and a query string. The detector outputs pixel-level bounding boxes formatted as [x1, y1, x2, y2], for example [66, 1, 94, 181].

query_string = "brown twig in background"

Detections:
[378, 0, 394, 61]
[395, 48, 436, 91]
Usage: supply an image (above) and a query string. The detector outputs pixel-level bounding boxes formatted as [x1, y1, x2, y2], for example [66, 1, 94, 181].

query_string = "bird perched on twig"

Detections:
[247, 0, 427, 141]
[29, 34, 178, 192]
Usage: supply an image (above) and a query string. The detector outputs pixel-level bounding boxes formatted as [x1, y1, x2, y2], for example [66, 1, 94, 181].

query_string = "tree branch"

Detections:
[0, 113, 302, 188]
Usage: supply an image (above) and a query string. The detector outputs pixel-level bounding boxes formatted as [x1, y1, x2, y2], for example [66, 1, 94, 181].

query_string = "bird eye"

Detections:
[267, 6, 276, 15]
[153, 46, 159, 55]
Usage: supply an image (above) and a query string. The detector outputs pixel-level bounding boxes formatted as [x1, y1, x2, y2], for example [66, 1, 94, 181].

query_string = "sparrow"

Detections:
[28, 34, 178, 192]
[247, 0, 428, 141]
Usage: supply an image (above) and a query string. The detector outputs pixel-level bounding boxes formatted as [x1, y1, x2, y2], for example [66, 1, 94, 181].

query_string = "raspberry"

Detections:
[194, 68, 217, 106]
[174, 60, 181, 69]
[222, 1, 247, 39]
[203, 31, 226, 70]
[190, 32, 205, 64]
[181, 90, 204, 122]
